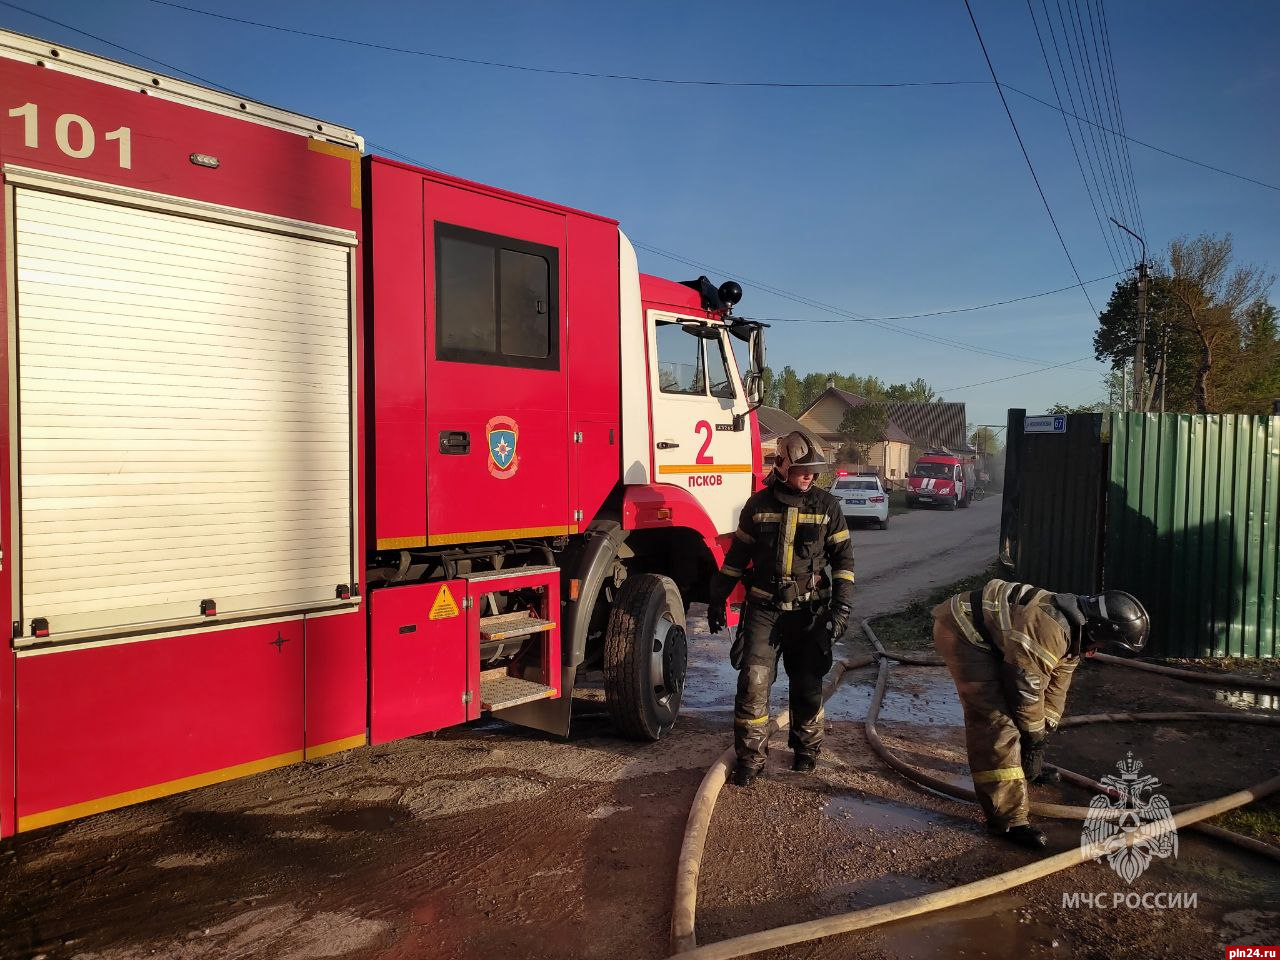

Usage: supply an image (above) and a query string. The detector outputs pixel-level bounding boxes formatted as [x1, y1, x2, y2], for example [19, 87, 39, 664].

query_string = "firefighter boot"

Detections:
[792, 754, 817, 774]
[732, 764, 761, 788]
[990, 824, 1048, 849]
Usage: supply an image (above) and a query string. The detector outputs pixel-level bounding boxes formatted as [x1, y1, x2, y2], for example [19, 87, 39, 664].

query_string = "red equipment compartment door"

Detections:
[15, 619, 304, 832]
[370, 581, 469, 743]
[423, 181, 570, 545]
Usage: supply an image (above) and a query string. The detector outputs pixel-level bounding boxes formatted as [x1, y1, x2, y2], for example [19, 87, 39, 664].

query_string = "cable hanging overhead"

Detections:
[963, 0, 1099, 317]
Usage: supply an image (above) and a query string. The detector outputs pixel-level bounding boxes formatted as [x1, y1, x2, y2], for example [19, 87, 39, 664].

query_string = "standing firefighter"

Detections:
[933, 579, 1149, 848]
[707, 432, 856, 786]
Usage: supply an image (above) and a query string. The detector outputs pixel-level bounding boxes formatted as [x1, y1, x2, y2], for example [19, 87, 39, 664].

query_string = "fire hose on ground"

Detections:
[668, 620, 1280, 959]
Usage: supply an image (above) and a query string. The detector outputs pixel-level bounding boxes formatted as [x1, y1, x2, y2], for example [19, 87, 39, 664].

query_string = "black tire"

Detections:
[945, 497, 957, 511]
[879, 517, 889, 530]
[602, 573, 687, 741]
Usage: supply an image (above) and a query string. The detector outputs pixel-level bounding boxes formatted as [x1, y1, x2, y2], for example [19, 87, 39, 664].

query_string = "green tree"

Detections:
[775, 365, 803, 415]
[757, 365, 775, 407]
[1166, 234, 1273, 413]
[969, 426, 1001, 456]
[1093, 274, 1199, 412]
[1217, 300, 1280, 414]
[885, 378, 938, 403]
[836, 404, 887, 463]
[1093, 236, 1276, 413]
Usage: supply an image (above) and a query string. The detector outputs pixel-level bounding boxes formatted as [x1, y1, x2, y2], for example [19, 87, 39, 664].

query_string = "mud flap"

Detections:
[491, 663, 577, 737]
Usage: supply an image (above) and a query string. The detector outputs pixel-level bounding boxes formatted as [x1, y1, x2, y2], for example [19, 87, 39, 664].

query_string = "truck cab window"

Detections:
[438, 236, 496, 354]
[655, 322, 706, 395]
[708, 334, 736, 399]
[499, 248, 551, 358]
[436, 222, 558, 369]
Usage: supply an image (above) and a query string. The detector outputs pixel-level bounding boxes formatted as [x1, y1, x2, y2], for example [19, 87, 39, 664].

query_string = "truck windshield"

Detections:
[914, 463, 952, 479]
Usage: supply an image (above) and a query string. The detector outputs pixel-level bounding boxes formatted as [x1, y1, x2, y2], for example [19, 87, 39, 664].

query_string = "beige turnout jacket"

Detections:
[934, 579, 1080, 734]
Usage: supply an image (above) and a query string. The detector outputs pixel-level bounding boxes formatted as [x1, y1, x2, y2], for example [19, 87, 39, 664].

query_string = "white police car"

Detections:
[832, 472, 890, 529]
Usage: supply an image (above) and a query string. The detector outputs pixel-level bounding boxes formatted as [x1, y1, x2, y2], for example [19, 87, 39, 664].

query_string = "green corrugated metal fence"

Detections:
[1105, 413, 1280, 658]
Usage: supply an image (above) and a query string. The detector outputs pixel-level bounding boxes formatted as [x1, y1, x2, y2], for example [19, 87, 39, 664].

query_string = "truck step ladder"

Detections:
[478, 611, 556, 642]
[479, 668, 558, 711]
[463, 564, 562, 718]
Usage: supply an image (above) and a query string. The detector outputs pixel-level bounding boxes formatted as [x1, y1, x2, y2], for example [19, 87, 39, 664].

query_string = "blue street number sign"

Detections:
[1025, 415, 1067, 434]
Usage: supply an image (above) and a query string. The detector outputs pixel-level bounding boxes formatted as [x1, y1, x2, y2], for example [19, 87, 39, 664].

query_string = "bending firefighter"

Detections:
[933, 579, 1150, 848]
[707, 432, 856, 787]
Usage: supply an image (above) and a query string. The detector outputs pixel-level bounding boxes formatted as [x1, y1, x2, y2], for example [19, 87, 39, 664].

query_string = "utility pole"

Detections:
[1159, 326, 1169, 414]
[1110, 217, 1149, 413]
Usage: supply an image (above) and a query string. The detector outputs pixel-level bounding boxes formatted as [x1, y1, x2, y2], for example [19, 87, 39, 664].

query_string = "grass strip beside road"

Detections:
[867, 562, 1001, 651]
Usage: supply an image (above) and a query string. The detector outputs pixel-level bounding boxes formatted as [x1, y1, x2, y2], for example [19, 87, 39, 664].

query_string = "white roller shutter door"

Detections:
[13, 187, 355, 639]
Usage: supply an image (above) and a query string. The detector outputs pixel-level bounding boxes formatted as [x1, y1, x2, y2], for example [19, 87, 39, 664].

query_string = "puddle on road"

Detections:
[681, 638, 964, 727]
[826, 668, 964, 726]
[823, 794, 952, 832]
[878, 891, 1062, 959]
[821, 878, 1060, 958]
[1214, 688, 1280, 711]
[682, 653, 740, 713]
[321, 804, 403, 833]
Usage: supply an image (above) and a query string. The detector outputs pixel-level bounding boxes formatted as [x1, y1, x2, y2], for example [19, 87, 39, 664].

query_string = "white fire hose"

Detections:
[667, 621, 1280, 958]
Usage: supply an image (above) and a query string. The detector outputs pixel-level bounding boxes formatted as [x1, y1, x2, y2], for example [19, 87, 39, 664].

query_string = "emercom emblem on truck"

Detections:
[486, 415, 520, 479]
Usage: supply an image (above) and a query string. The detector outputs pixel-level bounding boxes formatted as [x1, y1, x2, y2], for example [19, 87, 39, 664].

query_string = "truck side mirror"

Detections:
[750, 328, 765, 379]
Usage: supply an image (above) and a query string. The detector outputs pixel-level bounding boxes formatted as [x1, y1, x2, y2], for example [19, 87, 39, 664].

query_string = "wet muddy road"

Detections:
[3, 494, 1276, 959]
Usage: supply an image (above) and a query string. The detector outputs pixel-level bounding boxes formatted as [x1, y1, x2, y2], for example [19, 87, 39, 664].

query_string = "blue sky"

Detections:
[3, 1, 1277, 431]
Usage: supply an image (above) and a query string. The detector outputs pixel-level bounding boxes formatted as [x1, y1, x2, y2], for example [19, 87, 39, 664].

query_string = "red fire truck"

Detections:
[905, 450, 976, 511]
[0, 29, 766, 835]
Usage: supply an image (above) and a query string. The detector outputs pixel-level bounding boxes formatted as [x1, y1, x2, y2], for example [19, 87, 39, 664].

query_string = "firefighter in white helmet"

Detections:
[707, 432, 856, 786]
[933, 579, 1150, 848]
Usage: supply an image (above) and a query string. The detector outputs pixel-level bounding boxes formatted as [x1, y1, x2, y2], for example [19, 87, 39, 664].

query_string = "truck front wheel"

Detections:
[602, 573, 687, 741]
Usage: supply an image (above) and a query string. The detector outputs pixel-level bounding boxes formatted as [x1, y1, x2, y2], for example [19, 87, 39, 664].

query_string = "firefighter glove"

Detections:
[826, 601, 854, 643]
[708, 602, 728, 636]
[1021, 729, 1047, 781]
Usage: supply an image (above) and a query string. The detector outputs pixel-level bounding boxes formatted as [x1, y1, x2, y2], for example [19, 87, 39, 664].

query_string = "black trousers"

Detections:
[733, 604, 832, 770]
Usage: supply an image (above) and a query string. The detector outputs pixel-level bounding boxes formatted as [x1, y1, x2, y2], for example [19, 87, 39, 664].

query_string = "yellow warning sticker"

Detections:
[429, 583, 461, 620]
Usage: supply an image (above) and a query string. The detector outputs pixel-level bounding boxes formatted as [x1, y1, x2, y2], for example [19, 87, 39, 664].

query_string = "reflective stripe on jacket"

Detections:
[711, 482, 855, 609]
[933, 578, 1078, 735]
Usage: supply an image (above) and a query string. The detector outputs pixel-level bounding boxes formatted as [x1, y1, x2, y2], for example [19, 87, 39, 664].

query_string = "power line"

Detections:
[1026, 0, 1124, 274]
[1094, 0, 1146, 240]
[1050, 0, 1137, 264]
[0, 1, 1112, 375]
[1063, 0, 1141, 249]
[740, 271, 1122, 323]
[1084, 0, 1145, 241]
[631, 240, 1097, 368]
[135, 0, 1280, 197]
[0, 1, 1088, 372]
[141, 0, 984, 90]
[11, 0, 1272, 198]
[962, 0, 1098, 317]
[0, 0, 249, 95]
[939, 355, 1096, 392]
[1000, 82, 1280, 194]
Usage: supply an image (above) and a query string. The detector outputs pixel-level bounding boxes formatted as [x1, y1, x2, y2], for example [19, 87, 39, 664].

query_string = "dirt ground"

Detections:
[698, 657, 1280, 960]
[3, 495, 1277, 959]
